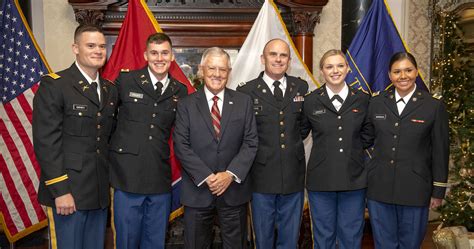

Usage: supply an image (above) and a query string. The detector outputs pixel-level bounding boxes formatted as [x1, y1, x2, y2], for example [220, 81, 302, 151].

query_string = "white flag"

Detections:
[228, 0, 319, 90]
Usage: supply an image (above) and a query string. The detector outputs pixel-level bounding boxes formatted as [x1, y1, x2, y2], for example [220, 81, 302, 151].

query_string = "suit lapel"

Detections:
[98, 77, 109, 110]
[317, 85, 338, 114]
[339, 87, 357, 114]
[134, 67, 156, 100]
[218, 89, 234, 140]
[383, 89, 399, 117]
[254, 79, 280, 109]
[400, 89, 424, 119]
[70, 65, 100, 107]
[158, 78, 179, 103]
[281, 80, 296, 109]
[195, 89, 217, 140]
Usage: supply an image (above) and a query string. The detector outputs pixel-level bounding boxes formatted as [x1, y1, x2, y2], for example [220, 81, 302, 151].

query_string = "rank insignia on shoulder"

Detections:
[372, 91, 380, 97]
[121, 69, 130, 72]
[45, 73, 61, 79]
[359, 88, 369, 94]
[432, 93, 443, 100]
[305, 91, 312, 96]
[238, 82, 246, 87]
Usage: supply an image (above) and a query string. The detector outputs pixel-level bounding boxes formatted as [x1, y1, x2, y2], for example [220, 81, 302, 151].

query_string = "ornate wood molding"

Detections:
[74, 9, 105, 26]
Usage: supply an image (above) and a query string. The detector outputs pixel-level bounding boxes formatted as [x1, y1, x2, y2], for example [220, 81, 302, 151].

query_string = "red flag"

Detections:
[102, 0, 195, 220]
[0, 0, 50, 242]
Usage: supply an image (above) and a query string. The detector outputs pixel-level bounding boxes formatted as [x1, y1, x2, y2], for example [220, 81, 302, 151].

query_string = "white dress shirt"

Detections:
[395, 85, 416, 115]
[262, 72, 287, 96]
[326, 83, 349, 111]
[75, 61, 100, 101]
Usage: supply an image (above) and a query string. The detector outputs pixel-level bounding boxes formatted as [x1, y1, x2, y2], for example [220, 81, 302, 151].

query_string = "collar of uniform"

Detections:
[326, 83, 349, 101]
[204, 86, 225, 102]
[262, 72, 286, 93]
[147, 67, 170, 92]
[75, 61, 99, 85]
[395, 84, 416, 103]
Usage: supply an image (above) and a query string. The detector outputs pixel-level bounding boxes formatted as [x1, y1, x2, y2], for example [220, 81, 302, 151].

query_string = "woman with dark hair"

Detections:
[366, 52, 449, 248]
[302, 49, 372, 249]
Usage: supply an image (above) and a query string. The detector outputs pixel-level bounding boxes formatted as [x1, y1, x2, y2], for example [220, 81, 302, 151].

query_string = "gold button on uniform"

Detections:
[280, 133, 285, 138]
[393, 135, 397, 139]
[134, 99, 138, 102]
[78, 112, 83, 116]
[97, 112, 101, 117]
[281, 144, 286, 149]
[96, 137, 100, 141]
[150, 124, 154, 128]
[118, 148, 123, 152]
[394, 122, 399, 127]
[392, 147, 396, 151]
[337, 116, 341, 119]
[339, 137, 343, 141]
[279, 111, 284, 115]
[97, 125, 101, 129]
[152, 113, 156, 118]
[339, 149, 343, 152]
[280, 121, 284, 126]
[390, 160, 395, 164]
[96, 149, 100, 154]
[338, 126, 342, 130]
[149, 136, 153, 140]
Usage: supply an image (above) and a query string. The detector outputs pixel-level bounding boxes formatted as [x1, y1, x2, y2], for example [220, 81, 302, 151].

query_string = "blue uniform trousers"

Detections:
[47, 207, 107, 249]
[308, 189, 366, 249]
[251, 192, 304, 249]
[367, 199, 429, 249]
[112, 189, 171, 249]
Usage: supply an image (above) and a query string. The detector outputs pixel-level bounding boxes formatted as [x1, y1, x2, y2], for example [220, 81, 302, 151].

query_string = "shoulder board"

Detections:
[432, 93, 443, 100]
[238, 82, 246, 87]
[372, 91, 380, 97]
[45, 73, 61, 80]
[305, 90, 313, 96]
[121, 69, 130, 73]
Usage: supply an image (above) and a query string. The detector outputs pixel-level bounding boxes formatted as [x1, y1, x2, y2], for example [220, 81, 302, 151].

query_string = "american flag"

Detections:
[0, 0, 49, 242]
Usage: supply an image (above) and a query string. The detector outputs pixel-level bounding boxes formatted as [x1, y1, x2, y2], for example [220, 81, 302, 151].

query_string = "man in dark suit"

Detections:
[237, 39, 308, 248]
[173, 47, 258, 249]
[33, 24, 117, 249]
[108, 33, 188, 249]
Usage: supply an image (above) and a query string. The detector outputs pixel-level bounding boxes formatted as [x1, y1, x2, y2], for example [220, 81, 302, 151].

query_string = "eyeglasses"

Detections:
[206, 66, 230, 75]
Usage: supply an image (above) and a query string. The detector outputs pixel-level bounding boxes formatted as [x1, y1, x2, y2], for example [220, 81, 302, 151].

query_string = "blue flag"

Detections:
[345, 0, 428, 94]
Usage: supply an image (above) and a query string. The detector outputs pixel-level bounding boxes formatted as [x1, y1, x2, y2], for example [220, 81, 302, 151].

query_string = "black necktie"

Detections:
[273, 81, 283, 102]
[330, 94, 344, 104]
[155, 81, 163, 98]
[397, 98, 405, 104]
[91, 81, 100, 104]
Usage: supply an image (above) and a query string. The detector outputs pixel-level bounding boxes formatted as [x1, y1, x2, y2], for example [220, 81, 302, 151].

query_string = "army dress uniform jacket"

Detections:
[366, 88, 449, 206]
[237, 73, 308, 194]
[33, 64, 118, 210]
[109, 67, 187, 194]
[302, 85, 371, 192]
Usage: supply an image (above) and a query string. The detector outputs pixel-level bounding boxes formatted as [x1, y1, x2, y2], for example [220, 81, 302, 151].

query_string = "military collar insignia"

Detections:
[140, 74, 149, 85]
[262, 89, 267, 93]
[82, 84, 89, 92]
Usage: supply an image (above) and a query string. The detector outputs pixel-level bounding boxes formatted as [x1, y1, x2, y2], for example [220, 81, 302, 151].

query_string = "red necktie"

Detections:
[211, 95, 221, 138]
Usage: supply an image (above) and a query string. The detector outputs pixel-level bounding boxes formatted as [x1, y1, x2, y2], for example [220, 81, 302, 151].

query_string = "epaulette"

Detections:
[372, 91, 380, 97]
[238, 82, 246, 87]
[45, 73, 61, 80]
[121, 69, 130, 73]
[432, 93, 443, 100]
[305, 90, 313, 96]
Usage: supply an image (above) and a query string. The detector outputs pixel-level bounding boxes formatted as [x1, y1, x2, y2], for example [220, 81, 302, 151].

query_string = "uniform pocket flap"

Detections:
[64, 152, 83, 171]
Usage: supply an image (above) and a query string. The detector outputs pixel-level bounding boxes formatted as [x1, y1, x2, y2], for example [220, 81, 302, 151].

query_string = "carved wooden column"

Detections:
[276, 0, 327, 72]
